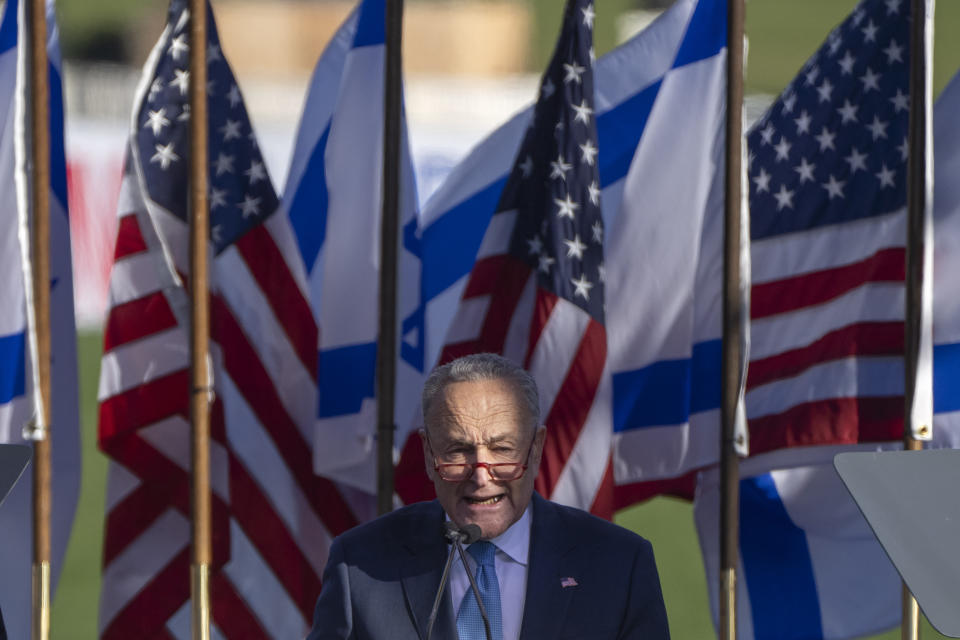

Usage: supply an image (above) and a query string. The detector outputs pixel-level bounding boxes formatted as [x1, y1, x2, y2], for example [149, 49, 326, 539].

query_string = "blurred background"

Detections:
[45, 0, 960, 637]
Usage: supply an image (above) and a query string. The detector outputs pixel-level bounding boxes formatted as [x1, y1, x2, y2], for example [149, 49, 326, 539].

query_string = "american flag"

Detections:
[745, 0, 915, 454]
[399, 0, 613, 516]
[97, 1, 358, 636]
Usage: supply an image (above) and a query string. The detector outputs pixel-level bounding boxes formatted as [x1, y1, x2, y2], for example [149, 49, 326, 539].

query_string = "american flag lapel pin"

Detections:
[560, 576, 578, 588]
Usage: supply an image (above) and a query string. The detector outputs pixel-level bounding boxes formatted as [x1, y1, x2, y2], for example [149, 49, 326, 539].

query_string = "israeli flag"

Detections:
[0, 0, 80, 637]
[283, 0, 422, 494]
[604, 0, 731, 483]
[695, 458, 904, 640]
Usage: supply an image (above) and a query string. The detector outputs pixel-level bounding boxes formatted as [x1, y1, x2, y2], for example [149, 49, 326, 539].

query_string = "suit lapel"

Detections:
[399, 502, 457, 640]
[519, 495, 577, 638]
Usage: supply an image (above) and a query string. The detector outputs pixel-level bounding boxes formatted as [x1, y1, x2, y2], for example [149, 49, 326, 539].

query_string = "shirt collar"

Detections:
[489, 503, 531, 565]
[477, 503, 532, 566]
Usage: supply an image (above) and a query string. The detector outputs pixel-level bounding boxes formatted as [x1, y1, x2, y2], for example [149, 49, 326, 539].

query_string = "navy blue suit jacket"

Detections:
[306, 494, 669, 639]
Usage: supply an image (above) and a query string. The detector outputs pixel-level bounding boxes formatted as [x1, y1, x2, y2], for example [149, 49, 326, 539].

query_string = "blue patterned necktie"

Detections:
[456, 541, 503, 640]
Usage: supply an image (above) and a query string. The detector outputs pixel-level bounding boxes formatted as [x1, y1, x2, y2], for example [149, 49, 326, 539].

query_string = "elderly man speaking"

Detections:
[307, 353, 669, 639]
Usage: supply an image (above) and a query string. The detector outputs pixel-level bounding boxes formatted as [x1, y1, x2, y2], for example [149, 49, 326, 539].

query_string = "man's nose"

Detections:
[470, 461, 495, 485]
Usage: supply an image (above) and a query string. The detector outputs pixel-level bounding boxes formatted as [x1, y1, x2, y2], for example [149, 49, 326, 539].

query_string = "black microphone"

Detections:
[425, 523, 491, 640]
[446, 521, 481, 545]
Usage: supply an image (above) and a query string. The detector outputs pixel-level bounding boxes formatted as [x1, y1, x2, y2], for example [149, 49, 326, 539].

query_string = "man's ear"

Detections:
[420, 429, 436, 480]
[531, 426, 547, 466]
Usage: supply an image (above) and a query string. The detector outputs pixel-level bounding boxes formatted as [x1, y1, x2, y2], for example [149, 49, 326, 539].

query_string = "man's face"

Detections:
[421, 377, 545, 540]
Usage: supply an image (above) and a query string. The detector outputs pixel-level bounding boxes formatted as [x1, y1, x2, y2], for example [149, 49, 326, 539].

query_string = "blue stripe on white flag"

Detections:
[0, 0, 26, 410]
[739, 474, 823, 640]
[596, 81, 660, 188]
[287, 127, 331, 272]
[49, 63, 67, 210]
[0, 1, 68, 211]
[419, 177, 505, 302]
[0, 0, 14, 54]
[317, 342, 377, 418]
[353, 0, 385, 48]
[0, 332, 26, 404]
[612, 339, 720, 431]
[671, 0, 726, 69]
[933, 342, 960, 414]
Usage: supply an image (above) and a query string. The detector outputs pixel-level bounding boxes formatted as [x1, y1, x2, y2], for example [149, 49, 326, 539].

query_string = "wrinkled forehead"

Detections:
[425, 379, 532, 443]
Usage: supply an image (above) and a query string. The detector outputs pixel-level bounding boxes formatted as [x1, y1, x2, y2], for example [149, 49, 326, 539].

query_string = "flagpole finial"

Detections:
[21, 417, 45, 442]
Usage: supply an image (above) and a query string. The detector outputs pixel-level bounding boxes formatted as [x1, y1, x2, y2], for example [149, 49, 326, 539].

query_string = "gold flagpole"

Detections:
[188, 0, 212, 638]
[719, 0, 746, 638]
[902, 0, 933, 637]
[26, 0, 53, 637]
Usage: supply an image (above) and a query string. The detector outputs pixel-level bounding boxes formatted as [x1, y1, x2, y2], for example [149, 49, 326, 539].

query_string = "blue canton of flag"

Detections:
[745, 0, 915, 454]
[749, 0, 908, 238]
[504, 0, 604, 320]
[135, 0, 277, 253]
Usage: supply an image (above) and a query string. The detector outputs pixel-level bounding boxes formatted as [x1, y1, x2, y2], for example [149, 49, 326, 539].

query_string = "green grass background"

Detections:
[48, 0, 960, 637]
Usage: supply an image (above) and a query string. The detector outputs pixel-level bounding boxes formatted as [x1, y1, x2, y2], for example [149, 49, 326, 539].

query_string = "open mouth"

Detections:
[464, 495, 504, 506]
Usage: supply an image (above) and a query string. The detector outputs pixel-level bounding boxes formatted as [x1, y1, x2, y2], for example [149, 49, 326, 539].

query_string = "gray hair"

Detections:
[421, 353, 540, 433]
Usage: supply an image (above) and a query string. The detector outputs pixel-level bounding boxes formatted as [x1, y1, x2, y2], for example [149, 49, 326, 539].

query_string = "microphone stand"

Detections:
[425, 523, 492, 640]
[426, 542, 459, 640]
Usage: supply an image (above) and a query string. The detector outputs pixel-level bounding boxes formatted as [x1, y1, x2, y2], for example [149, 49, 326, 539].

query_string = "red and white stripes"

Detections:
[98, 160, 358, 638]
[745, 209, 908, 456]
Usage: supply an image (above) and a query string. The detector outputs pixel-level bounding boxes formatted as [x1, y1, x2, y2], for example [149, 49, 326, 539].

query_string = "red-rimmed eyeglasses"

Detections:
[425, 435, 535, 482]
